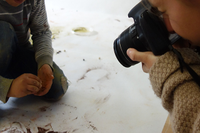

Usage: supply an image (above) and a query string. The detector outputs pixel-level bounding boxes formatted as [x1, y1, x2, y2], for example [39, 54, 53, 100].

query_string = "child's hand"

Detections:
[35, 64, 54, 96]
[127, 48, 157, 73]
[7, 74, 42, 98]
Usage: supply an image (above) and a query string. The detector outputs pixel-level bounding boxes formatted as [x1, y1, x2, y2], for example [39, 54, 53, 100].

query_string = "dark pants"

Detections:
[0, 21, 68, 101]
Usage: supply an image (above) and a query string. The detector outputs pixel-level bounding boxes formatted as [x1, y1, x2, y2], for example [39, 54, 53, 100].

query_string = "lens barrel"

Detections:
[113, 24, 148, 67]
[114, 38, 138, 67]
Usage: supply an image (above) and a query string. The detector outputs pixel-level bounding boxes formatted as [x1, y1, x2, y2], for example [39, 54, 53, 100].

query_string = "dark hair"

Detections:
[141, 0, 163, 16]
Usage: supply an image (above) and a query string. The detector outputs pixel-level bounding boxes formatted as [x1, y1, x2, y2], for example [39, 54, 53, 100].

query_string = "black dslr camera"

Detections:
[113, 2, 180, 67]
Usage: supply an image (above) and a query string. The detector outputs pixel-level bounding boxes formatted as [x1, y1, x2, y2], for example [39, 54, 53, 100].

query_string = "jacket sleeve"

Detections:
[0, 76, 13, 103]
[149, 48, 200, 133]
[29, 0, 53, 70]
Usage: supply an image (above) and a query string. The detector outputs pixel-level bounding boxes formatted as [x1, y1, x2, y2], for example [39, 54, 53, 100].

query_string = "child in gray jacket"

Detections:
[0, 0, 68, 103]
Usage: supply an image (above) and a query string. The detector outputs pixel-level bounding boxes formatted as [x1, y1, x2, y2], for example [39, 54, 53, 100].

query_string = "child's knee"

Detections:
[0, 21, 18, 48]
[61, 75, 68, 94]
[0, 21, 15, 35]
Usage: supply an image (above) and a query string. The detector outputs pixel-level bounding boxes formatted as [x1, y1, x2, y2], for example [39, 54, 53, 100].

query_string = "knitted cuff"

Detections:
[149, 48, 200, 98]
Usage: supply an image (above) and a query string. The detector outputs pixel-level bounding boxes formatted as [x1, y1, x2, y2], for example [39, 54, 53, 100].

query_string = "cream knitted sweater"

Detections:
[149, 48, 200, 133]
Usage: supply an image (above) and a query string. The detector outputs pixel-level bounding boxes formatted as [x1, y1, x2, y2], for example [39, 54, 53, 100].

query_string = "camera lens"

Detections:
[114, 38, 138, 67]
[114, 24, 147, 67]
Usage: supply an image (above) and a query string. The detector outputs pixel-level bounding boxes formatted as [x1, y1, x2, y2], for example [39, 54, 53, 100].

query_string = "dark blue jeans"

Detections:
[0, 21, 68, 101]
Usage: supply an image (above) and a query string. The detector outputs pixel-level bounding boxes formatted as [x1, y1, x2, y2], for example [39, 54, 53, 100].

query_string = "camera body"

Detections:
[114, 2, 180, 67]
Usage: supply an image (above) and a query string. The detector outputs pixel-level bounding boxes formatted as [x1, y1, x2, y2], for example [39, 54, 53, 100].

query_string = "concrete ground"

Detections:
[0, 0, 168, 132]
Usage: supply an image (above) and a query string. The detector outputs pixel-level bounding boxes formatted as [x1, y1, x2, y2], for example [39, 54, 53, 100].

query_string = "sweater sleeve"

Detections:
[0, 76, 13, 103]
[149, 48, 200, 133]
[29, 0, 53, 70]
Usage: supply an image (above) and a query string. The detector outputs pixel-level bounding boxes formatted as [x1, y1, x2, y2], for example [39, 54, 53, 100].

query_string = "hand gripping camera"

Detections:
[113, 1, 180, 67]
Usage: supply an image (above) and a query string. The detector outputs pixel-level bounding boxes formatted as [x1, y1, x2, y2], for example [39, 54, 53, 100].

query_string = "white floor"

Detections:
[0, 0, 168, 132]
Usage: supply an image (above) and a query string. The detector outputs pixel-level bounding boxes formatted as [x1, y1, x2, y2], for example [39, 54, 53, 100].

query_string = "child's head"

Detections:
[143, 0, 200, 46]
[6, 0, 26, 7]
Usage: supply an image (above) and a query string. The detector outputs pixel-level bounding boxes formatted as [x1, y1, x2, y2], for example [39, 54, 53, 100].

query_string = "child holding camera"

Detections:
[127, 0, 200, 132]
